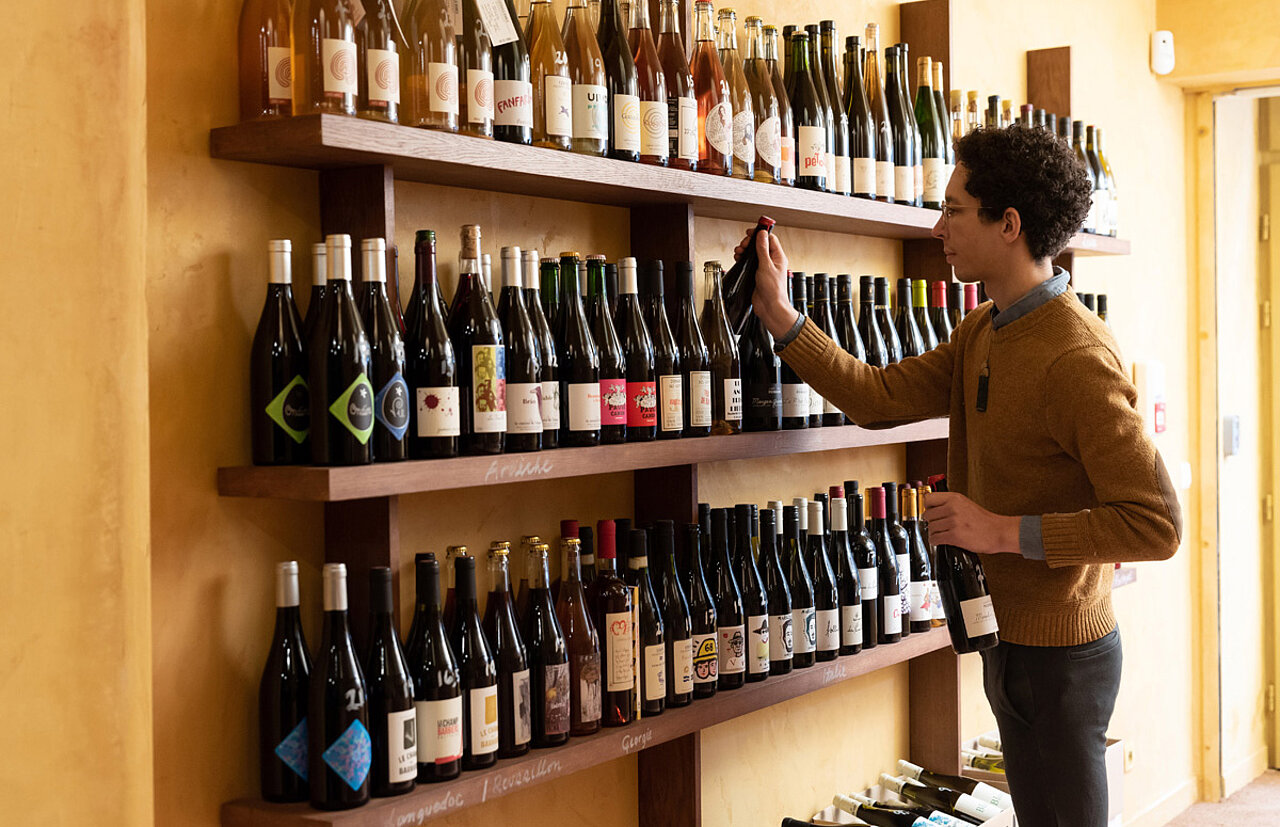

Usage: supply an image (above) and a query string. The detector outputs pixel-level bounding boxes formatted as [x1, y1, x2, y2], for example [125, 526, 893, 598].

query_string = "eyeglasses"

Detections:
[939, 203, 983, 222]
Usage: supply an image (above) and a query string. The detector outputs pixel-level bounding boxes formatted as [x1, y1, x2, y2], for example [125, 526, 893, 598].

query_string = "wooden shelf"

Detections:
[221, 627, 952, 826]
[218, 418, 949, 501]
[210, 116, 1127, 256]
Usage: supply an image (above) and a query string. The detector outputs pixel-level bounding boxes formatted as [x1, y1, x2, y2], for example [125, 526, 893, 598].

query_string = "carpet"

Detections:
[1162, 770, 1280, 825]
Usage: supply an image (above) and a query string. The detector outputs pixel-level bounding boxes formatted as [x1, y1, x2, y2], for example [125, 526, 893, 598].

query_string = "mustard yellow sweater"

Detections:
[779, 291, 1182, 646]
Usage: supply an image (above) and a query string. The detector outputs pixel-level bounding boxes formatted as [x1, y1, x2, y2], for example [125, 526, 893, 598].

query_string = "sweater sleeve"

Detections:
[1039, 345, 1183, 567]
[777, 317, 954, 428]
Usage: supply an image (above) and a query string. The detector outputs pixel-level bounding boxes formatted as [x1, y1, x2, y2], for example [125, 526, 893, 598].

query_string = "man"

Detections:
[742, 125, 1181, 826]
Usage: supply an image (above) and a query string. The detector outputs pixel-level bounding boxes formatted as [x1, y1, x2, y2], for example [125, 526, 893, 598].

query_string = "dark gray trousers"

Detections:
[981, 628, 1122, 827]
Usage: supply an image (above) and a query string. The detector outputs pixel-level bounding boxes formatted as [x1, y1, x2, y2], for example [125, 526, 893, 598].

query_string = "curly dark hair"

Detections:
[953, 125, 1094, 261]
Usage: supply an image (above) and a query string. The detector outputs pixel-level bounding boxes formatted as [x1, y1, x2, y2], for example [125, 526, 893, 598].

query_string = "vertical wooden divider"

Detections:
[1027, 46, 1076, 285]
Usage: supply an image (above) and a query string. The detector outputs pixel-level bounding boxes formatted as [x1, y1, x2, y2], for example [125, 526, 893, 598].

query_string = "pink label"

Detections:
[626, 381, 657, 427]
[600, 378, 627, 425]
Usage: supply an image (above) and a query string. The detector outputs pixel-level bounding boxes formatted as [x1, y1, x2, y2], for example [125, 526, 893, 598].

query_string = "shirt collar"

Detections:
[990, 268, 1071, 330]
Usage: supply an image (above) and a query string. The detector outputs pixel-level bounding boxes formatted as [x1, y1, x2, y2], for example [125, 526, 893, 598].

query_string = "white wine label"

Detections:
[841, 604, 862, 647]
[835, 155, 852, 195]
[969, 781, 1014, 810]
[914, 164, 924, 202]
[471, 344, 506, 432]
[415, 696, 462, 765]
[755, 115, 782, 170]
[494, 79, 533, 127]
[808, 383, 824, 417]
[640, 100, 669, 158]
[853, 157, 875, 196]
[673, 637, 694, 693]
[769, 613, 793, 660]
[576, 652, 602, 722]
[747, 615, 770, 674]
[474, 0, 520, 46]
[417, 386, 460, 437]
[428, 61, 459, 115]
[732, 108, 755, 165]
[689, 371, 712, 427]
[960, 594, 998, 636]
[375, 372, 410, 440]
[923, 157, 945, 203]
[797, 125, 826, 179]
[467, 68, 495, 123]
[322, 720, 372, 790]
[604, 611, 634, 692]
[321, 38, 358, 97]
[792, 607, 816, 653]
[506, 382, 542, 434]
[544, 75, 572, 137]
[614, 93, 641, 152]
[930, 580, 946, 621]
[659, 374, 683, 431]
[692, 633, 717, 683]
[882, 595, 902, 635]
[511, 668, 532, 745]
[717, 624, 746, 674]
[567, 381, 601, 431]
[858, 566, 878, 601]
[677, 96, 699, 160]
[816, 608, 840, 653]
[329, 373, 375, 444]
[540, 380, 560, 430]
[895, 166, 915, 203]
[826, 152, 837, 187]
[468, 685, 499, 755]
[386, 707, 418, 782]
[572, 83, 609, 140]
[782, 382, 809, 418]
[544, 662, 570, 735]
[706, 101, 732, 155]
[953, 793, 1001, 821]
[781, 135, 796, 180]
[268, 46, 291, 103]
[876, 160, 894, 200]
[823, 395, 841, 416]
[909, 580, 931, 622]
[724, 378, 742, 420]
[898, 555, 911, 620]
[366, 48, 400, 106]
[644, 643, 666, 701]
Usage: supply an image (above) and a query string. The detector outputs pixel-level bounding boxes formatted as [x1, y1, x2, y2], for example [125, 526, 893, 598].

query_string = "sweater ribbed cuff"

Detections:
[779, 317, 833, 369]
[1041, 514, 1087, 569]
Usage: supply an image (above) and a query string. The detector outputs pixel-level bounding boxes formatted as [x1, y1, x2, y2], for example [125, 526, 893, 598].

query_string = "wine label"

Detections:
[366, 48, 400, 107]
[724, 377, 742, 421]
[659, 374, 683, 431]
[273, 719, 308, 780]
[544, 75, 572, 137]
[797, 126, 826, 179]
[953, 793, 1002, 821]
[769, 613, 793, 661]
[511, 668, 532, 745]
[909, 580, 932, 622]
[567, 381, 601, 431]
[643, 643, 666, 701]
[688, 370, 712, 427]
[1085, 191, 1100, 231]
[717, 624, 745, 674]
[375, 372, 410, 440]
[876, 160, 894, 200]
[692, 633, 718, 684]
[897, 554, 911, 619]
[539, 380, 560, 430]
[923, 157, 945, 203]
[816, 608, 840, 653]
[506, 381, 542, 434]
[841, 604, 862, 647]
[931, 580, 946, 621]
[970, 781, 1014, 810]
[544, 662, 570, 735]
[835, 155, 852, 195]
[792, 607, 816, 654]
[822, 395, 841, 416]
[467, 68, 495, 123]
[882, 594, 902, 635]
[915, 163, 924, 201]
[959, 594, 999, 636]
[677, 96, 699, 160]
[267, 46, 291, 104]
[600, 377, 627, 425]
[386, 707, 418, 783]
[576, 652, 602, 722]
[826, 151, 837, 187]
[858, 566, 878, 601]
[474, 0, 519, 46]
[415, 696, 462, 765]
[321, 38, 358, 97]
[416, 386, 460, 437]
[756, 115, 782, 169]
[471, 345, 506, 432]
[321, 719, 372, 791]
[926, 813, 966, 827]
[640, 100, 669, 158]
[705, 101, 732, 156]
[614, 93, 641, 152]
[604, 611, 634, 692]
[468, 685, 499, 755]
[732, 107, 755, 165]
[266, 375, 309, 444]
[747, 615, 770, 674]
[745, 382, 782, 420]
[672, 637, 694, 694]
[428, 62, 459, 115]
[572, 83, 608, 140]
[781, 135, 796, 180]
[808, 383, 824, 418]
[895, 166, 915, 203]
[782, 382, 809, 418]
[329, 373, 375, 444]
[494, 79, 533, 127]
[627, 380, 657, 427]
[853, 157, 875, 196]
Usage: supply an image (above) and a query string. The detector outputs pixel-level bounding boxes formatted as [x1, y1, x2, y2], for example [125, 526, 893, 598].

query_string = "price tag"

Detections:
[475, 0, 520, 46]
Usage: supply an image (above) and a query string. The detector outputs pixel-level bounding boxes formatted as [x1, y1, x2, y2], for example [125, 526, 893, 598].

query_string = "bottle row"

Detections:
[258, 477, 998, 809]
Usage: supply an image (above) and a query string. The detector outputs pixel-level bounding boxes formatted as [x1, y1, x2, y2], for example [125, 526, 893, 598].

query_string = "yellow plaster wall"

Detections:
[1157, 0, 1280, 87]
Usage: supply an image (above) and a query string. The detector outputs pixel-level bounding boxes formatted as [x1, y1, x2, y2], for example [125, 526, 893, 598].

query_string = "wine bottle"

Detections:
[898, 44, 922, 205]
[458, 0, 496, 138]
[819, 21, 851, 195]
[555, 538, 603, 734]
[739, 305, 782, 433]
[238, 0, 293, 121]
[880, 774, 1004, 823]
[943, 281, 963, 332]
[882, 44, 914, 205]
[527, 255, 560, 449]
[912, 57, 943, 209]
[832, 794, 957, 827]
[446, 225, 506, 454]
[563, 0, 609, 155]
[596, 0, 641, 161]
[846, 488, 879, 650]
[782, 505, 816, 667]
[402, 0, 459, 131]
[641, 261, 683, 439]
[829, 497, 863, 655]
[764, 24, 795, 185]
[910, 279, 938, 352]
[251, 240, 309, 466]
[804, 501, 839, 662]
[862, 24, 895, 202]
[917, 484, 947, 629]
[1097, 126, 1119, 237]
[964, 283, 980, 315]
[872, 277, 903, 364]
[868, 487, 902, 644]
[684, 522, 719, 699]
[1072, 120, 1099, 233]
[615, 258, 658, 441]
[588, 520, 635, 725]
[803, 25, 835, 193]
[691, 1, 732, 176]
[450, 556, 499, 770]
[1087, 124, 1115, 236]
[481, 543, 532, 758]
[557, 252, 602, 446]
[901, 487, 935, 634]
[927, 475, 999, 653]
[656, 0, 698, 170]
[811, 274, 846, 426]
[854, 274, 889, 369]
[404, 231, 460, 459]
[928, 280, 954, 345]
[358, 238, 410, 461]
[833, 274, 867, 364]
[627, 0, 669, 166]
[259, 561, 311, 802]
[495, 246, 543, 452]
[442, 544, 468, 631]
[964, 749, 1006, 772]
[354, 0, 401, 123]
[625, 529, 667, 715]
[742, 17, 781, 184]
[892, 278, 925, 359]
[302, 242, 327, 347]
[786, 30, 826, 190]
[732, 504, 769, 682]
[522, 542, 570, 748]
[883, 481, 912, 638]
[488, 0, 533, 144]
[409, 556, 462, 783]
[309, 563, 370, 809]
[364, 567, 417, 797]
[706, 509, 745, 690]
[780, 273, 810, 429]
[527, 0, 572, 150]
[843, 34, 875, 199]
[515, 534, 538, 620]
[896, 759, 1014, 811]
[673, 262, 712, 437]
[652, 521, 693, 707]
[291, 0, 359, 117]
[310, 234, 374, 466]
[789, 275, 822, 429]
[932, 61, 953, 182]
[716, 8, 754, 181]
[815, 490, 831, 541]
[579, 524, 598, 585]
[703, 261, 742, 435]
[756, 507, 793, 674]
[585, 255, 627, 444]
[722, 215, 775, 335]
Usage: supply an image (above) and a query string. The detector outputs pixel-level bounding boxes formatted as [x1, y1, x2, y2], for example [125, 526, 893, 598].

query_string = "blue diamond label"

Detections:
[322, 719, 372, 792]
[375, 371, 410, 440]
[273, 718, 308, 780]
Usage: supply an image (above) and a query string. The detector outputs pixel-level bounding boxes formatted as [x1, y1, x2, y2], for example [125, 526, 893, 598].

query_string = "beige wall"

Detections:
[1158, 0, 1280, 87]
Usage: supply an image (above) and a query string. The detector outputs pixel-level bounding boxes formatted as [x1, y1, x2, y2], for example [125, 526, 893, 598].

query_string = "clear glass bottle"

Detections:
[291, 0, 360, 116]
[402, 0, 459, 130]
[563, 0, 609, 155]
[716, 8, 754, 180]
[527, 0, 572, 149]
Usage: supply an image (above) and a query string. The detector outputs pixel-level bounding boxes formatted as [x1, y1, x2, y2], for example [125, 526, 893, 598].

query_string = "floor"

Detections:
[1164, 771, 1280, 825]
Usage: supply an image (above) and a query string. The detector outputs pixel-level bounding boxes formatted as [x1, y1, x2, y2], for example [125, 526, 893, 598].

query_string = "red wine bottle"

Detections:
[309, 234, 374, 466]
[783, 505, 816, 667]
[812, 274, 847, 426]
[673, 261, 713, 437]
[555, 537, 603, 735]
[708, 509, 746, 689]
[522, 542, 570, 747]
[884, 481, 912, 638]
[834, 274, 867, 364]
[588, 520, 636, 725]
[406, 231, 460, 459]
[653, 520, 693, 706]
[685, 522, 718, 699]
[868, 487, 902, 644]
[734, 504, 770, 682]
[481, 543, 532, 758]
[528, 256, 560, 448]
[830, 497, 863, 655]
[779, 273, 810, 429]
[858, 275, 889, 369]
[894, 278, 926, 359]
[805, 500, 840, 662]
[616, 258, 658, 441]
[947, 281, 964, 331]
[586, 255, 627, 444]
[641, 260, 684, 439]
[847, 488, 879, 650]
[496, 246, 543, 452]
[626, 529, 668, 715]
[309, 563, 371, 810]
[491, 0, 533, 145]
[449, 555, 498, 770]
[556, 252, 601, 446]
[875, 277, 903, 364]
[408, 556, 462, 783]
[757, 508, 793, 673]
[930, 280, 954, 345]
[722, 215, 775, 334]
[446, 225, 507, 455]
[259, 561, 311, 802]
[739, 306, 782, 432]
[251, 240, 309, 466]
[928, 475, 1000, 653]
[359, 238, 410, 462]
[301, 242, 326, 347]
[364, 567, 417, 797]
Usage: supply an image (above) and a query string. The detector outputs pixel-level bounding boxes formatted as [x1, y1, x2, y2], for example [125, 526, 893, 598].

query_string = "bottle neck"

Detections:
[745, 24, 763, 60]
[850, 496, 866, 531]
[764, 29, 779, 62]
[629, 0, 651, 29]
[912, 280, 927, 309]
[659, 0, 680, 35]
[501, 255, 522, 290]
[718, 16, 737, 51]
[864, 28, 881, 84]
[788, 36, 810, 74]
[916, 58, 931, 90]
[694, 5, 714, 42]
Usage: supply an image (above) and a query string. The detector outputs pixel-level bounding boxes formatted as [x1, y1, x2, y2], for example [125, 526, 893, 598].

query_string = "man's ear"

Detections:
[1000, 207, 1023, 244]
